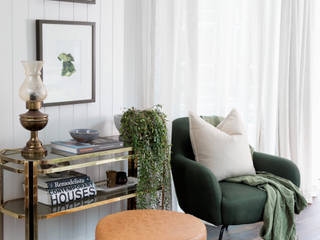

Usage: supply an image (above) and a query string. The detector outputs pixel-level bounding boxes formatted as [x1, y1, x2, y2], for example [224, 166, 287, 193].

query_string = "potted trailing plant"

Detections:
[120, 105, 171, 209]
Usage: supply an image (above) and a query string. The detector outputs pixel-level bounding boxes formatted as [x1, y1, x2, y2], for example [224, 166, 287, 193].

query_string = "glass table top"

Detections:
[2, 185, 137, 219]
[0, 145, 133, 164]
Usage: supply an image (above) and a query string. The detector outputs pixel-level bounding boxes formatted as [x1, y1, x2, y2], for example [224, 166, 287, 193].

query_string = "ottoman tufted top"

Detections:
[95, 209, 207, 240]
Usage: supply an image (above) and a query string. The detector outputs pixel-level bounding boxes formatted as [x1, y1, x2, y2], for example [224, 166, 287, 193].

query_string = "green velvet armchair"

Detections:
[171, 117, 300, 240]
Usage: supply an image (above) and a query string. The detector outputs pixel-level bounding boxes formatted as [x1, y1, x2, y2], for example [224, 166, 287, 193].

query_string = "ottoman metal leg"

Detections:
[218, 225, 225, 240]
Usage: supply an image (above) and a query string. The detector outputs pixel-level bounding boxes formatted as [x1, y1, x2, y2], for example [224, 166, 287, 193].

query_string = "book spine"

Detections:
[77, 142, 124, 154]
[52, 142, 124, 154]
[46, 176, 91, 189]
[51, 144, 77, 154]
[48, 182, 97, 206]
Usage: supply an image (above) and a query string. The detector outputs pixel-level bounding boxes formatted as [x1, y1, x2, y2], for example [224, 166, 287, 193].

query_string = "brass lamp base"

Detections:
[22, 147, 47, 160]
[20, 101, 48, 160]
[21, 131, 47, 159]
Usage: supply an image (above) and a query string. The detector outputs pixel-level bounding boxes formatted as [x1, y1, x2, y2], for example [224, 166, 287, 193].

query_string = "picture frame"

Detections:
[51, 0, 96, 4]
[36, 20, 96, 107]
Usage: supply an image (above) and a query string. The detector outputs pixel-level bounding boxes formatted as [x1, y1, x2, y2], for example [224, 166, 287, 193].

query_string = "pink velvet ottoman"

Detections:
[96, 210, 207, 240]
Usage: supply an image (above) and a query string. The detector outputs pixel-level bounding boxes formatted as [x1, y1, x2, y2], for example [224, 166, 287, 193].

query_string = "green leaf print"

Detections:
[58, 53, 76, 77]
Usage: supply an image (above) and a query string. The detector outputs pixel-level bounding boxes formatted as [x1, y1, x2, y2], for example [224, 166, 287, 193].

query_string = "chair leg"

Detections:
[225, 225, 229, 231]
[219, 225, 225, 240]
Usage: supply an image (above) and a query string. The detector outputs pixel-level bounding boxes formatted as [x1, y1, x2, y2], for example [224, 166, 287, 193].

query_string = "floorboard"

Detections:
[206, 197, 320, 240]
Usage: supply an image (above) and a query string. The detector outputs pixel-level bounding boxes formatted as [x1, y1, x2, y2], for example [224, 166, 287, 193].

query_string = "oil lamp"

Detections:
[19, 61, 48, 159]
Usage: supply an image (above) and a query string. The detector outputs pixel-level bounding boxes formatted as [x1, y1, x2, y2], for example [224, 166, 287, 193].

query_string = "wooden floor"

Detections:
[206, 197, 320, 240]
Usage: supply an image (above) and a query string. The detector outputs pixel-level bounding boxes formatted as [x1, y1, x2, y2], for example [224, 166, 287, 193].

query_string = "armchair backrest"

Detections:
[171, 117, 224, 225]
[171, 117, 195, 160]
[171, 116, 224, 161]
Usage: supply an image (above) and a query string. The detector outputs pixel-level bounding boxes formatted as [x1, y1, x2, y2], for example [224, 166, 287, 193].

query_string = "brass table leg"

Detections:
[24, 161, 38, 240]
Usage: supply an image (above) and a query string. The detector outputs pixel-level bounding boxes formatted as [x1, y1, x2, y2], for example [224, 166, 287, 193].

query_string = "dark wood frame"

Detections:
[51, 0, 96, 4]
[36, 20, 96, 107]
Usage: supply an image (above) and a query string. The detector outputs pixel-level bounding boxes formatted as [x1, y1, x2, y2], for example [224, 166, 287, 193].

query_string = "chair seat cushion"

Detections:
[220, 182, 266, 225]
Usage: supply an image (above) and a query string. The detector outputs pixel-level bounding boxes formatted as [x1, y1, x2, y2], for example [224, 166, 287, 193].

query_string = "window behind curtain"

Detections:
[197, 0, 281, 147]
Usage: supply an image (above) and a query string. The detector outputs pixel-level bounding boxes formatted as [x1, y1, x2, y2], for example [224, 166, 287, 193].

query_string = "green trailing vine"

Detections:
[120, 105, 171, 209]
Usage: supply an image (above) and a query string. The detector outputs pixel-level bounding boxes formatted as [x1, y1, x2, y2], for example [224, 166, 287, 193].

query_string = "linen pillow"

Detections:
[189, 109, 256, 181]
[201, 115, 255, 154]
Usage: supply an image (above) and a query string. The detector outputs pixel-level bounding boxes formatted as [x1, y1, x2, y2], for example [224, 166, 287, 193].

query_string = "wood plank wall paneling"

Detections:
[0, 0, 126, 239]
[0, 2, 15, 238]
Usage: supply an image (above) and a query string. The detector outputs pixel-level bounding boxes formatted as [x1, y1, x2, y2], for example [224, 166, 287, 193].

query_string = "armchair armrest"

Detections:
[253, 152, 300, 187]
[171, 154, 222, 225]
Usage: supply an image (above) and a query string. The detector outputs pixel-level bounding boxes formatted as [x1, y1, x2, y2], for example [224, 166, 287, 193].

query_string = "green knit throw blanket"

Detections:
[225, 172, 307, 240]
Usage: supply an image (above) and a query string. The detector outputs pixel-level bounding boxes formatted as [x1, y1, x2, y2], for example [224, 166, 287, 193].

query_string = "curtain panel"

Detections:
[136, 0, 319, 204]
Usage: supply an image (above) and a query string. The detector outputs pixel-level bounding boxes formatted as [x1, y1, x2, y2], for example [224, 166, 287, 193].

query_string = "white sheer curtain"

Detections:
[310, 0, 320, 199]
[277, 0, 317, 202]
[152, 0, 199, 119]
[138, 0, 319, 204]
[151, 0, 199, 211]
[197, 0, 281, 149]
[145, 0, 282, 148]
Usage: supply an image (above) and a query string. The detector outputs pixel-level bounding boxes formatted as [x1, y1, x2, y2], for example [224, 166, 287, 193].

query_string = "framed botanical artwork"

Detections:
[51, 0, 96, 4]
[36, 20, 96, 106]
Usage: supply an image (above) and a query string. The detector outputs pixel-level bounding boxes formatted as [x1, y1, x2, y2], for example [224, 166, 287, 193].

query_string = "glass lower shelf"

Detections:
[0, 186, 136, 219]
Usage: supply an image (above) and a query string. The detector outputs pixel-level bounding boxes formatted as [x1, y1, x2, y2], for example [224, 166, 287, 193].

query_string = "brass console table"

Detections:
[0, 146, 136, 240]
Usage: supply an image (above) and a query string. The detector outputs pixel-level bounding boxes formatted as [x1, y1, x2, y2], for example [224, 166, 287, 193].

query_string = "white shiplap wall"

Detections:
[0, 0, 128, 239]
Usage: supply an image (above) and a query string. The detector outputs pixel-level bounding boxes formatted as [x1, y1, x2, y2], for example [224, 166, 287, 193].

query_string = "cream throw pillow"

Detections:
[189, 109, 256, 181]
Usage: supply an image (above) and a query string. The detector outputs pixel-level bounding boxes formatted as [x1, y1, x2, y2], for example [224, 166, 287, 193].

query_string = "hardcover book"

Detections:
[24, 172, 97, 205]
[51, 136, 124, 154]
[23, 182, 97, 206]
[38, 171, 90, 189]
[48, 182, 97, 205]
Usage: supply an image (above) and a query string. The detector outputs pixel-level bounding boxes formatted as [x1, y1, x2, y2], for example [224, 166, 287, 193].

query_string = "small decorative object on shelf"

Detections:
[19, 61, 48, 159]
[113, 114, 122, 132]
[116, 171, 128, 185]
[69, 129, 99, 142]
[106, 170, 117, 188]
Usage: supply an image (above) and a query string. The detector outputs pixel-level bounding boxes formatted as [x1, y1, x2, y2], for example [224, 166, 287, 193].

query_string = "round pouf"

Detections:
[95, 210, 206, 240]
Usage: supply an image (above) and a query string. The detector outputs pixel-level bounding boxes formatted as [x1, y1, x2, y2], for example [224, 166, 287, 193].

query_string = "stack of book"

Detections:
[51, 136, 124, 155]
[24, 171, 97, 206]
